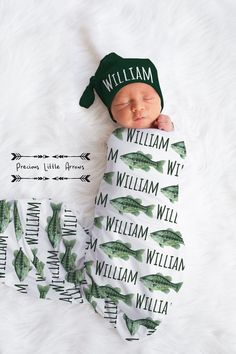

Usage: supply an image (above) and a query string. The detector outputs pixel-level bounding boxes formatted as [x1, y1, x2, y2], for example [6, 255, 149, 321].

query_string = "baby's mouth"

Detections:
[134, 116, 145, 121]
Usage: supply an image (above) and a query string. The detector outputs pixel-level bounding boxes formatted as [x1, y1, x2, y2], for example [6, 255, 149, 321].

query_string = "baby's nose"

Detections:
[131, 102, 144, 113]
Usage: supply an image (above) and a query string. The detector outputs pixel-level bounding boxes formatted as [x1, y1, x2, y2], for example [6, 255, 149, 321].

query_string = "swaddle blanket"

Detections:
[83, 127, 187, 341]
[0, 127, 187, 341]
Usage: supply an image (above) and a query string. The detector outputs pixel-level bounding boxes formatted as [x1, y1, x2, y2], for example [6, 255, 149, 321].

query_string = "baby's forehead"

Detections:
[114, 83, 157, 99]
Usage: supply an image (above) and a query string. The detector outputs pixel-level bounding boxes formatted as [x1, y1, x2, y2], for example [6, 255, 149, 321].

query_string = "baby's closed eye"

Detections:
[114, 101, 130, 107]
[143, 96, 155, 101]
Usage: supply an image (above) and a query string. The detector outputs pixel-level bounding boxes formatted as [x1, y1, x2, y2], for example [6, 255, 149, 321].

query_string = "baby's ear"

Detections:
[108, 108, 117, 122]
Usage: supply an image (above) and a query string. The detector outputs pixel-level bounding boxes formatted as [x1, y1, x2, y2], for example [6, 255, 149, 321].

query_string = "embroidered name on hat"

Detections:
[102, 66, 153, 92]
[79, 52, 164, 116]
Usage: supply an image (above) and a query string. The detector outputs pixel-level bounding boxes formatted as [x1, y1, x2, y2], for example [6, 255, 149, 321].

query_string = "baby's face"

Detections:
[110, 83, 162, 128]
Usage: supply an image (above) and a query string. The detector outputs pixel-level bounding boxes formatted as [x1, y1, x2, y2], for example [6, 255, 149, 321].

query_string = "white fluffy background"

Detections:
[0, 0, 236, 353]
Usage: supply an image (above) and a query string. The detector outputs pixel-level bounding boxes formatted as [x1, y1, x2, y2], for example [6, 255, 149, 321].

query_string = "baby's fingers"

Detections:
[157, 121, 174, 131]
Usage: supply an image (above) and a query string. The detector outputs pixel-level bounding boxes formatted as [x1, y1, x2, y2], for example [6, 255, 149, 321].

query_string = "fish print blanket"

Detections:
[0, 199, 89, 303]
[83, 127, 187, 341]
[0, 127, 187, 341]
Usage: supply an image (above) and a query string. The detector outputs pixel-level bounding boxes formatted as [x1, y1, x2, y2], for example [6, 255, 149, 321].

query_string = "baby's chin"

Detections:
[128, 117, 156, 129]
[117, 117, 157, 129]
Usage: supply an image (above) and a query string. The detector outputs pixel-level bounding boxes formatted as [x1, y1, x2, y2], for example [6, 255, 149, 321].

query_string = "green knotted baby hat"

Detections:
[79, 52, 164, 119]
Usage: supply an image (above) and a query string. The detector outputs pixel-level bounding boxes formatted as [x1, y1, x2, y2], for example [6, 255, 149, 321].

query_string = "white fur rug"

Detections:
[0, 0, 236, 353]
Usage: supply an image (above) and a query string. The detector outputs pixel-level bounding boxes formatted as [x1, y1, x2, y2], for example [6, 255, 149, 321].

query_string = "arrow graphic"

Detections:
[11, 175, 50, 182]
[52, 175, 90, 182]
[11, 153, 49, 161]
[52, 153, 90, 160]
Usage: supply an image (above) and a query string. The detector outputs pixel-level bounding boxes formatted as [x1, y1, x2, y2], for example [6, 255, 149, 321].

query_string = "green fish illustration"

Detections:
[87, 273, 133, 305]
[171, 141, 186, 159]
[113, 127, 125, 140]
[123, 314, 160, 335]
[13, 201, 24, 241]
[84, 260, 93, 274]
[95, 285, 133, 306]
[83, 287, 98, 313]
[150, 229, 184, 249]
[0, 200, 11, 233]
[59, 239, 77, 272]
[123, 314, 139, 335]
[91, 301, 98, 313]
[110, 196, 155, 217]
[138, 317, 161, 332]
[99, 240, 144, 262]
[66, 268, 84, 285]
[12, 248, 32, 281]
[160, 185, 178, 203]
[46, 203, 62, 248]
[88, 273, 100, 299]
[66, 261, 93, 285]
[84, 287, 92, 303]
[140, 272, 183, 293]
[94, 216, 104, 229]
[103, 172, 114, 185]
[37, 285, 50, 299]
[120, 151, 165, 173]
[32, 248, 45, 277]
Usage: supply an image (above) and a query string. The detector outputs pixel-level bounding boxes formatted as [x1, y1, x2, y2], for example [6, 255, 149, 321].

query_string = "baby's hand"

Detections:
[152, 114, 174, 131]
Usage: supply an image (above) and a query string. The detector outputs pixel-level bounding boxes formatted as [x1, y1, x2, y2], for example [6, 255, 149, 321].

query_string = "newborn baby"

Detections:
[79, 52, 187, 341]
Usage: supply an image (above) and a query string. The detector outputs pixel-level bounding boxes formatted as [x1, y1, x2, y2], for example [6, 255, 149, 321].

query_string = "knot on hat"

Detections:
[79, 76, 96, 108]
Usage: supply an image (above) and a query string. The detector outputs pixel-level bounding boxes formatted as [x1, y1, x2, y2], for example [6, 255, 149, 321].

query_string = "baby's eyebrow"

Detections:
[141, 91, 155, 95]
[113, 97, 130, 103]
[113, 101, 129, 106]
